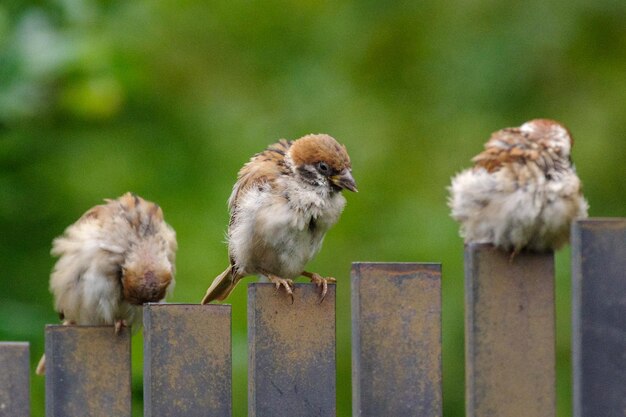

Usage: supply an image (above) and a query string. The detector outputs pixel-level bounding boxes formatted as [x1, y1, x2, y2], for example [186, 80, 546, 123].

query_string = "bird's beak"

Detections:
[332, 169, 358, 192]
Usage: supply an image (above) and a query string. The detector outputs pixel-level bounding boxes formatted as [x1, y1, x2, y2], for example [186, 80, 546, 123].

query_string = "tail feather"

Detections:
[201, 265, 241, 304]
[36, 354, 46, 375]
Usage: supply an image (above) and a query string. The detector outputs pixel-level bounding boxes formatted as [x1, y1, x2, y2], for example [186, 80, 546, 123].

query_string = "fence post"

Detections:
[351, 262, 442, 417]
[45, 325, 131, 417]
[143, 303, 232, 417]
[572, 218, 626, 417]
[0, 342, 30, 417]
[465, 244, 555, 417]
[248, 283, 335, 417]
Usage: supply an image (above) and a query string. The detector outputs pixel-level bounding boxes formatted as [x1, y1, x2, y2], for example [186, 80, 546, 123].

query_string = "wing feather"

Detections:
[228, 140, 292, 213]
[472, 128, 543, 172]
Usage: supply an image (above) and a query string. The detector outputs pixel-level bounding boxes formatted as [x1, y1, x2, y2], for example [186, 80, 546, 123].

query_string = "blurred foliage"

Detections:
[1, 0, 625, 415]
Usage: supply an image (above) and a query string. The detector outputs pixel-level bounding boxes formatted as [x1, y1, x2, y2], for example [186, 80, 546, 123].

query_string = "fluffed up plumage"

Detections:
[36, 192, 177, 374]
[448, 119, 588, 252]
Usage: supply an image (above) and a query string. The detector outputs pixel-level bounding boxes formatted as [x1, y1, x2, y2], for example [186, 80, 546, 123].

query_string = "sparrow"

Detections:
[448, 119, 588, 253]
[36, 192, 177, 375]
[201, 133, 357, 304]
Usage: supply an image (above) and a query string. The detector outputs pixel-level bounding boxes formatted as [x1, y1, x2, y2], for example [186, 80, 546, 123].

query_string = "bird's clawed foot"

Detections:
[114, 319, 129, 334]
[302, 271, 336, 303]
[267, 275, 295, 303]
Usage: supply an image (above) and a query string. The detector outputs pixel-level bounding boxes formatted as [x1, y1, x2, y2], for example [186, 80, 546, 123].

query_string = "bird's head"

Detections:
[288, 134, 358, 193]
[521, 119, 574, 158]
[121, 239, 174, 305]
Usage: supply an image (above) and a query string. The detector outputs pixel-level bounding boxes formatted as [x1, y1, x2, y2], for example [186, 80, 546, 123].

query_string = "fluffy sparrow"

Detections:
[201, 134, 357, 304]
[36, 192, 177, 374]
[448, 119, 588, 253]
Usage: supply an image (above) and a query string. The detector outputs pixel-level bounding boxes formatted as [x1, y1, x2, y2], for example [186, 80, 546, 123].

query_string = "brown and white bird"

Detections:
[201, 133, 357, 304]
[36, 192, 177, 374]
[448, 119, 588, 253]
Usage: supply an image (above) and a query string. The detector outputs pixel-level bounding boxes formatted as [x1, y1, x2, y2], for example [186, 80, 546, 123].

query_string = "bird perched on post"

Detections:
[36, 192, 177, 375]
[201, 133, 357, 304]
[448, 119, 588, 253]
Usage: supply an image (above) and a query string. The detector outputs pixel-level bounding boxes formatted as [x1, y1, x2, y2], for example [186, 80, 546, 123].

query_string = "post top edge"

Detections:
[574, 218, 626, 229]
[248, 282, 336, 288]
[0, 341, 30, 347]
[44, 324, 129, 330]
[144, 302, 231, 309]
[464, 243, 554, 257]
[351, 262, 442, 277]
[352, 261, 441, 266]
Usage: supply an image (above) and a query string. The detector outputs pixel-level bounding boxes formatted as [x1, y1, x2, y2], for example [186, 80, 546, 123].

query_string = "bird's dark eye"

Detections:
[317, 162, 330, 173]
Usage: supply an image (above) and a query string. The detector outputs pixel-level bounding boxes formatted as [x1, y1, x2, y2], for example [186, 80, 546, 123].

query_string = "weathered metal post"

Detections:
[248, 283, 335, 417]
[465, 244, 555, 417]
[143, 303, 232, 417]
[572, 218, 626, 417]
[351, 262, 442, 417]
[0, 342, 30, 417]
[45, 325, 131, 417]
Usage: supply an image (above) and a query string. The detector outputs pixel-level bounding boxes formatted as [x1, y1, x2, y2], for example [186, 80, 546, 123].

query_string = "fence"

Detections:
[0, 218, 624, 417]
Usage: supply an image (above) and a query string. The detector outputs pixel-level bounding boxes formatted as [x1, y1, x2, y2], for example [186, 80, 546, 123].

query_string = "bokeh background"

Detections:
[1, 0, 625, 415]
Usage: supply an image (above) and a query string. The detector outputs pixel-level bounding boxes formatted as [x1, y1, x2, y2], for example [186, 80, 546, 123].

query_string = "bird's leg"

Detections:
[266, 274, 295, 303]
[114, 319, 128, 334]
[509, 248, 521, 263]
[302, 271, 336, 303]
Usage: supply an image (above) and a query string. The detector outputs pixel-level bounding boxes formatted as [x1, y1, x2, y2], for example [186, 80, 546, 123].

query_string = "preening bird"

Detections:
[36, 192, 177, 375]
[201, 133, 357, 304]
[448, 119, 588, 253]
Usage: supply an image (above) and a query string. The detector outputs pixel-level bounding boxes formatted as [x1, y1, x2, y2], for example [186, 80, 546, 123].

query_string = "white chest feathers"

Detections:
[228, 179, 346, 278]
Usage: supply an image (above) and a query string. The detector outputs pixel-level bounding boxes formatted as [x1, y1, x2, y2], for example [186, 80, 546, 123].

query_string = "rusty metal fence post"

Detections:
[143, 303, 232, 417]
[465, 244, 555, 417]
[0, 342, 30, 417]
[45, 325, 131, 417]
[248, 283, 335, 417]
[572, 218, 626, 417]
[351, 262, 442, 417]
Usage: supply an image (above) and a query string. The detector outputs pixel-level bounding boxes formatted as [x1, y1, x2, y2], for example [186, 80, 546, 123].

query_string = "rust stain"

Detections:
[353, 262, 440, 277]
[248, 283, 336, 417]
[465, 244, 555, 417]
[254, 286, 334, 367]
[352, 263, 442, 417]
[46, 325, 131, 417]
[143, 303, 232, 417]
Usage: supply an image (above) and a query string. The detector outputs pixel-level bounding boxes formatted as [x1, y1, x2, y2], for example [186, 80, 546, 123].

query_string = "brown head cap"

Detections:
[521, 119, 574, 148]
[289, 134, 352, 171]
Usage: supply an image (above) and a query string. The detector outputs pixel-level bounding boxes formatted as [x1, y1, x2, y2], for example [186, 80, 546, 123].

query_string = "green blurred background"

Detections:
[1, 0, 625, 415]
